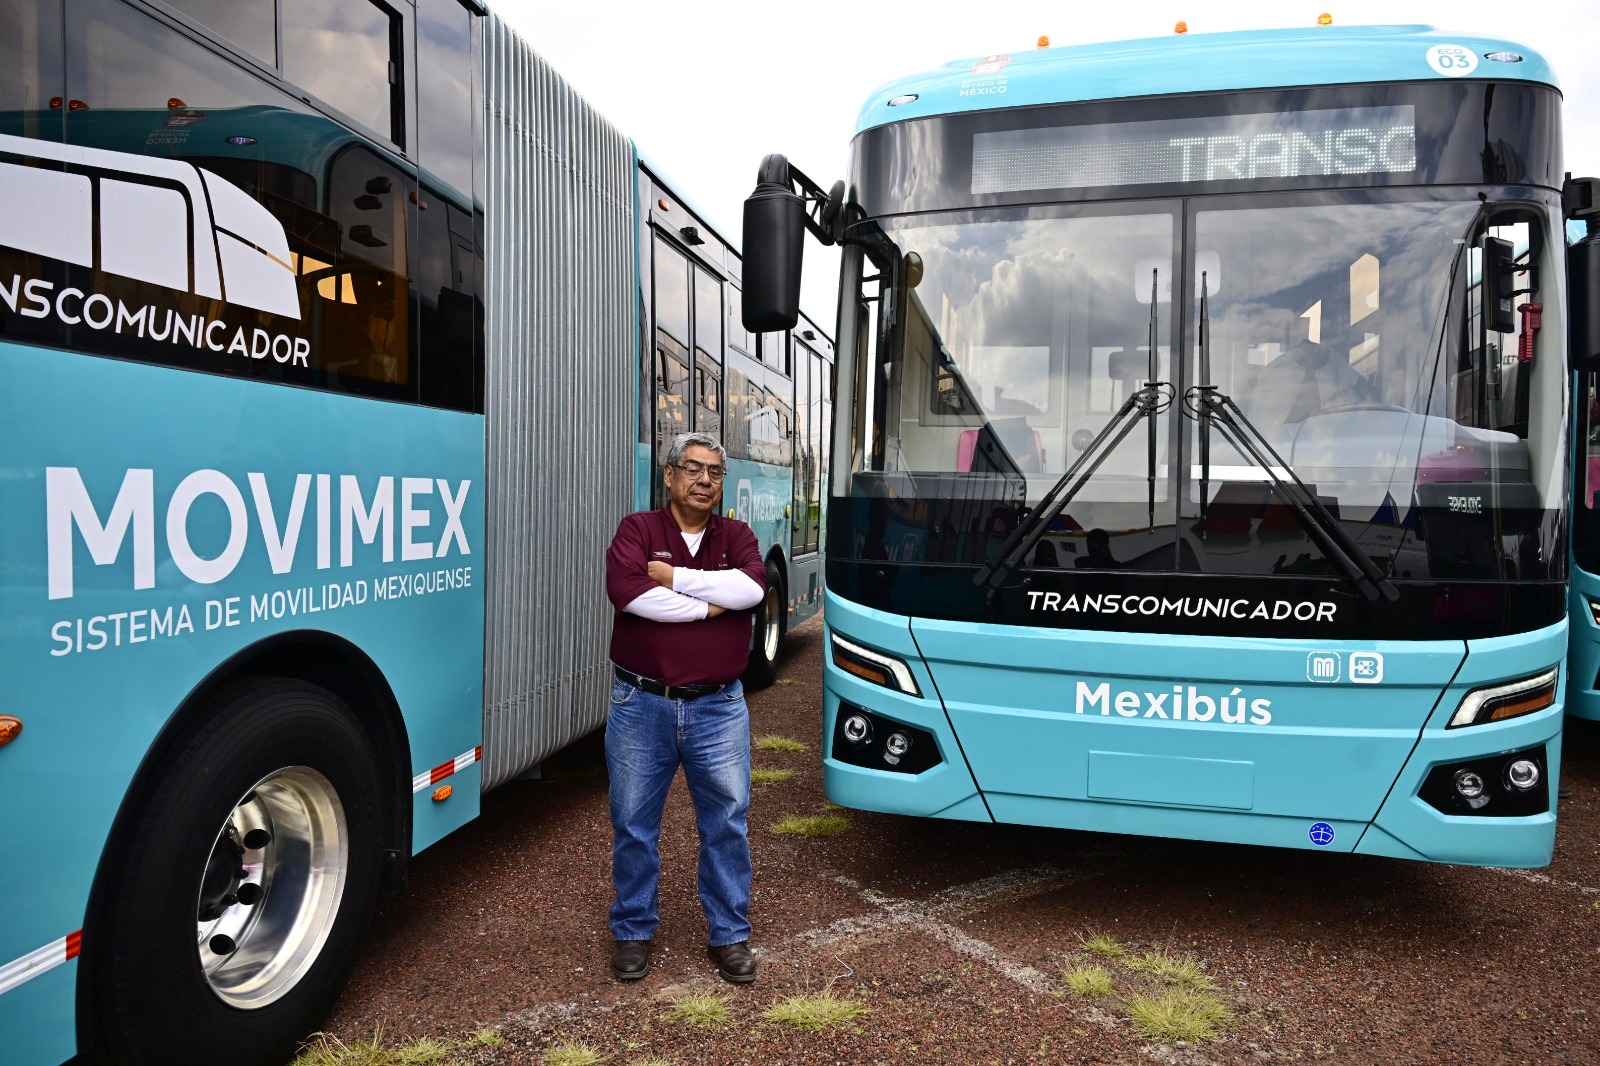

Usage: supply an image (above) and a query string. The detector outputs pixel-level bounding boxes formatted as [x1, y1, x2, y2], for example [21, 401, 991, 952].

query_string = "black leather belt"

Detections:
[613, 665, 725, 700]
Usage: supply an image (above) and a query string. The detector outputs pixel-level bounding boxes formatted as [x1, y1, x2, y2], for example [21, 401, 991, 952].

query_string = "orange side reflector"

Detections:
[1487, 685, 1556, 722]
[835, 654, 891, 688]
[1037, 35, 1050, 48]
[1318, 13, 1334, 24]
[0, 717, 21, 747]
[1174, 21, 1188, 34]
[432, 785, 454, 802]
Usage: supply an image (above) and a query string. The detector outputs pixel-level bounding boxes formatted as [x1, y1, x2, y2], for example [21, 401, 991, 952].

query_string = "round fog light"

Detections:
[842, 714, 873, 744]
[885, 732, 912, 757]
[1505, 759, 1541, 792]
[1453, 769, 1486, 799]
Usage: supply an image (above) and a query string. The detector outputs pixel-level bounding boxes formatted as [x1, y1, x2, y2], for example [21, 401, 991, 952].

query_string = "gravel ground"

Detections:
[320, 614, 1600, 1064]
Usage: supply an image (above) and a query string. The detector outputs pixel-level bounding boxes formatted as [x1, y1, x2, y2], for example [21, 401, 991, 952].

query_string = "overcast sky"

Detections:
[492, 0, 1600, 329]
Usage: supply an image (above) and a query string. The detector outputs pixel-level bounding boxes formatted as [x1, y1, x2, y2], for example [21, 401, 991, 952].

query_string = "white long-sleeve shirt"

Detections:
[622, 531, 764, 622]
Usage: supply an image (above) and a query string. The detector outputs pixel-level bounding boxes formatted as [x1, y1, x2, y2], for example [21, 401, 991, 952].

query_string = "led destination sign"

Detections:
[971, 106, 1417, 193]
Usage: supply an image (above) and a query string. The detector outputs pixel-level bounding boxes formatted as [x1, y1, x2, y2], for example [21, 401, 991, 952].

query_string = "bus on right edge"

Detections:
[745, 23, 1600, 867]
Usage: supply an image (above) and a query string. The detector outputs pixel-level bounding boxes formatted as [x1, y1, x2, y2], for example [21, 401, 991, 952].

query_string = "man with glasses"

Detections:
[604, 432, 767, 984]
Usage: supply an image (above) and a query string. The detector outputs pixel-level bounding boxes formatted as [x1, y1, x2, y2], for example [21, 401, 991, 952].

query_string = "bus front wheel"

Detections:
[744, 561, 786, 689]
[90, 679, 384, 1066]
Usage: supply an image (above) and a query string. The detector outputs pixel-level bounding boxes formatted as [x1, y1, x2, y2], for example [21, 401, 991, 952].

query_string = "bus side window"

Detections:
[282, 0, 404, 148]
[0, 0, 64, 142]
[694, 267, 723, 439]
[320, 144, 413, 394]
[653, 236, 692, 496]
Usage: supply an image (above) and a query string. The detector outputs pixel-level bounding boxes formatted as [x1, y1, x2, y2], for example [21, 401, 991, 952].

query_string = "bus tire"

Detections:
[744, 560, 786, 689]
[89, 678, 384, 1066]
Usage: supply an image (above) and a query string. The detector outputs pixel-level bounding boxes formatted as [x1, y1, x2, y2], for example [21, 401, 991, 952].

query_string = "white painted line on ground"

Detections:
[1496, 867, 1600, 896]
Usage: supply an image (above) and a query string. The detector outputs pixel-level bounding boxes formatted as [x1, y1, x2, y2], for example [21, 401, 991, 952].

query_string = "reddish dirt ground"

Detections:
[320, 615, 1600, 1064]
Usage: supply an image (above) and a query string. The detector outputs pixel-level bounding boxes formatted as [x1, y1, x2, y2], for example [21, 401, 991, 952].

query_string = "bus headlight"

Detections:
[1505, 759, 1541, 792]
[1447, 667, 1558, 728]
[842, 713, 874, 745]
[830, 633, 922, 696]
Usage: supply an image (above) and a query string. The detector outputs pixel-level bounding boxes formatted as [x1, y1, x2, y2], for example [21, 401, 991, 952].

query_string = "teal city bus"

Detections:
[0, 2, 825, 1064]
[743, 23, 1600, 871]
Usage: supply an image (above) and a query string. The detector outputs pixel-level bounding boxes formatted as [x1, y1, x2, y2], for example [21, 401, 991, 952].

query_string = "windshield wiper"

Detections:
[1190, 276, 1400, 604]
[975, 278, 1173, 589]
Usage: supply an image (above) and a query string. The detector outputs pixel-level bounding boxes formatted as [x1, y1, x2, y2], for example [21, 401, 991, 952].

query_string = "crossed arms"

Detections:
[626, 560, 762, 622]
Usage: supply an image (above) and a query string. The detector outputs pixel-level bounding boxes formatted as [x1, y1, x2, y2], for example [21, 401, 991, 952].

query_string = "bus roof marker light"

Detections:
[225, 136, 257, 146]
[1318, 13, 1333, 26]
[1037, 36, 1049, 49]
[887, 94, 919, 107]
[1487, 52, 1524, 63]
[1174, 21, 1187, 34]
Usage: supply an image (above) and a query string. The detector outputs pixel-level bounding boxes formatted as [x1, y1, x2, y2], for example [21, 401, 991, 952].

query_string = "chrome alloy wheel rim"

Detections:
[761, 585, 782, 661]
[196, 766, 348, 1008]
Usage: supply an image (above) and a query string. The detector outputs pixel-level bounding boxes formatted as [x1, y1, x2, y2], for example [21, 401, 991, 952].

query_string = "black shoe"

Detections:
[612, 939, 651, 980]
[708, 941, 756, 983]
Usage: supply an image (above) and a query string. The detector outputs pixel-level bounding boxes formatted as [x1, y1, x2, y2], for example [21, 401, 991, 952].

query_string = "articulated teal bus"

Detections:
[744, 23, 1600, 870]
[0, 2, 824, 1064]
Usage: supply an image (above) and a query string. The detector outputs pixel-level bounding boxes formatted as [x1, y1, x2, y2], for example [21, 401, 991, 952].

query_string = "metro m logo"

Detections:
[0, 132, 300, 319]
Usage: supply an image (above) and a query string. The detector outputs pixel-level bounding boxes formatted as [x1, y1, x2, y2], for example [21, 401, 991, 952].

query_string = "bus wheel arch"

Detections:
[76, 633, 411, 1064]
[745, 552, 788, 689]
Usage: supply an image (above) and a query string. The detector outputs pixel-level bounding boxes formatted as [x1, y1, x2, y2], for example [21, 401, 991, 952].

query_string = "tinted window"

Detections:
[416, 0, 473, 201]
[653, 237, 691, 485]
[724, 352, 757, 461]
[0, 0, 64, 142]
[283, 0, 400, 144]
[694, 266, 722, 439]
[166, 0, 276, 64]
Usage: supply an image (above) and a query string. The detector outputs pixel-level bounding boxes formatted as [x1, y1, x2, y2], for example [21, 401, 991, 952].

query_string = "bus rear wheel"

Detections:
[744, 560, 786, 689]
[90, 679, 384, 1066]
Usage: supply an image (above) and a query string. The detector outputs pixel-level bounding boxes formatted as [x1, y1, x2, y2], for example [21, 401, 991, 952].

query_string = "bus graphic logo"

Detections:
[1307, 652, 1342, 683]
[1349, 652, 1384, 684]
[1308, 821, 1336, 847]
[735, 479, 753, 524]
[0, 132, 301, 319]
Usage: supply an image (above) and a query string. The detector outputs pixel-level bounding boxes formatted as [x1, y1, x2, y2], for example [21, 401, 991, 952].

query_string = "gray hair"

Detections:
[664, 432, 726, 468]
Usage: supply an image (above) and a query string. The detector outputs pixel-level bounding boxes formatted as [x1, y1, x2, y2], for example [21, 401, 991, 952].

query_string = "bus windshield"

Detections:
[842, 191, 1565, 585]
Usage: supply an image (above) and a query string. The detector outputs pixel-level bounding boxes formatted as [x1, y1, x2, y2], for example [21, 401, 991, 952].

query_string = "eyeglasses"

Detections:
[672, 460, 726, 482]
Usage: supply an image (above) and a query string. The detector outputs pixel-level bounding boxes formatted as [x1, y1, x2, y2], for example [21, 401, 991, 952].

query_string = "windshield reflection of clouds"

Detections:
[892, 212, 1173, 444]
[864, 196, 1560, 580]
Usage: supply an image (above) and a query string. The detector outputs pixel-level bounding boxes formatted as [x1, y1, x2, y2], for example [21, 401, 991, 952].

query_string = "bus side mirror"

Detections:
[742, 154, 805, 333]
[1482, 236, 1517, 334]
[1570, 234, 1600, 371]
[1568, 176, 1600, 372]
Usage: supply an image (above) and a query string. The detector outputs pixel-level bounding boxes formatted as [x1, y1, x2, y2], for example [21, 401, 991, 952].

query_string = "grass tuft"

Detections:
[627, 1059, 674, 1066]
[465, 1030, 503, 1049]
[292, 1033, 461, 1066]
[762, 992, 871, 1031]
[1125, 987, 1233, 1044]
[775, 678, 798, 686]
[754, 735, 807, 753]
[1060, 964, 1115, 997]
[1125, 952, 1215, 989]
[771, 813, 852, 838]
[543, 1043, 606, 1066]
[1079, 934, 1125, 959]
[750, 768, 796, 786]
[661, 992, 730, 1027]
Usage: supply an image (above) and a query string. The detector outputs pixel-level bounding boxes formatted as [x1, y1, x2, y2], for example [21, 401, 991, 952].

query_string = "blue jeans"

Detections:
[605, 676, 752, 946]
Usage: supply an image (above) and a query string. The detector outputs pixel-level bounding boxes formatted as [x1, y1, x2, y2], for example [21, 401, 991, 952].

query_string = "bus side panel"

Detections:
[820, 593, 987, 818]
[1566, 569, 1600, 720]
[726, 458, 790, 562]
[0, 343, 486, 1055]
[1362, 620, 1565, 867]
